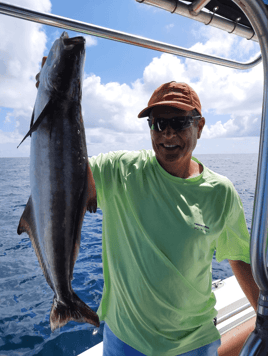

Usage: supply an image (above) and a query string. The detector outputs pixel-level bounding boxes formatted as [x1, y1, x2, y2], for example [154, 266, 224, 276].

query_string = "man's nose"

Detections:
[163, 124, 176, 138]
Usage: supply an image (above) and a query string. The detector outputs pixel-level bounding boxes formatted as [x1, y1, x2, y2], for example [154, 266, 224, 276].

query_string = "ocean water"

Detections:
[0, 153, 258, 356]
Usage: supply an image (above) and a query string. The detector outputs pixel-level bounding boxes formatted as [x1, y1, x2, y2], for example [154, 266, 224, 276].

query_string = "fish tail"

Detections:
[50, 293, 100, 332]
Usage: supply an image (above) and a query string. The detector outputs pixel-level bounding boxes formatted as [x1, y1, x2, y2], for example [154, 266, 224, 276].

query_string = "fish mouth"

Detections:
[63, 36, 86, 47]
[60, 31, 85, 49]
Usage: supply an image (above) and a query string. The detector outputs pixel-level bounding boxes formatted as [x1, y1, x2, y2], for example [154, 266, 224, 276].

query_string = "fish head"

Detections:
[39, 32, 86, 101]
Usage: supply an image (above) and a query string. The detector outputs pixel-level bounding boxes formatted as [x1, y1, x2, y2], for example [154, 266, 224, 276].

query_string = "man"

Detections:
[88, 81, 259, 356]
[36, 69, 258, 355]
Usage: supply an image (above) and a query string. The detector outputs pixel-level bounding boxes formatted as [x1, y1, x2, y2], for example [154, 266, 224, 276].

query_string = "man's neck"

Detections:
[157, 156, 202, 179]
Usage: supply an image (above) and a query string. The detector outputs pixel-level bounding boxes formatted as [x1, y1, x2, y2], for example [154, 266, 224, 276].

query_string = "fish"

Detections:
[17, 31, 100, 332]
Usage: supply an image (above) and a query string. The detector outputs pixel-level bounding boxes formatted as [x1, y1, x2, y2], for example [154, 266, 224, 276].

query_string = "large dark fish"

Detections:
[17, 32, 100, 331]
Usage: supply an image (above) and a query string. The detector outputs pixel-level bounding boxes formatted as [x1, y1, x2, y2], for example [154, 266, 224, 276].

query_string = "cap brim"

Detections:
[138, 101, 196, 118]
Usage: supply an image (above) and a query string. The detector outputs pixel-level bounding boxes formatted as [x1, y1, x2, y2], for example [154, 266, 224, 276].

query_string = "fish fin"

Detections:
[69, 170, 90, 281]
[29, 106, 35, 133]
[69, 162, 97, 283]
[86, 161, 97, 213]
[17, 196, 54, 291]
[17, 99, 54, 148]
[69, 163, 97, 282]
[50, 292, 100, 332]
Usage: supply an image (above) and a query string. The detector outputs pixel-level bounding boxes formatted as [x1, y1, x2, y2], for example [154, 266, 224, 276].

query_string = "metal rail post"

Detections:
[234, 0, 268, 354]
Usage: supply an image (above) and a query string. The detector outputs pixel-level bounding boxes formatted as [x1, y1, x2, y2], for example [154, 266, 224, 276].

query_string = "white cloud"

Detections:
[189, 60, 263, 118]
[190, 26, 259, 60]
[84, 35, 97, 47]
[202, 115, 261, 139]
[85, 128, 151, 156]
[4, 112, 12, 124]
[0, 129, 21, 145]
[0, 0, 51, 114]
[82, 74, 147, 134]
[0, 0, 51, 156]
[0, 128, 30, 157]
[184, 29, 263, 139]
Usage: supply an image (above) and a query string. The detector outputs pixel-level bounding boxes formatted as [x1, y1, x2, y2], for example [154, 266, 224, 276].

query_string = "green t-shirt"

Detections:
[89, 150, 250, 356]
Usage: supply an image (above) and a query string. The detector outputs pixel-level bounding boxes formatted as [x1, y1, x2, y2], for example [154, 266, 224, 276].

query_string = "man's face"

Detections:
[150, 106, 205, 167]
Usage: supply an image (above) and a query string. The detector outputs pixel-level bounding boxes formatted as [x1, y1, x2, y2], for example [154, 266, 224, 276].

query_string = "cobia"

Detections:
[17, 31, 100, 331]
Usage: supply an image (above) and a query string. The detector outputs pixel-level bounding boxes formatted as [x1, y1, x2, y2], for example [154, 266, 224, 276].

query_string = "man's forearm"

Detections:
[228, 259, 259, 312]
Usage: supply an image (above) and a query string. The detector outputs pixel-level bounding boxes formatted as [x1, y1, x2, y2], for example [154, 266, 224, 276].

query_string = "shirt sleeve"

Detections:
[88, 151, 127, 209]
[215, 185, 251, 264]
[88, 153, 111, 209]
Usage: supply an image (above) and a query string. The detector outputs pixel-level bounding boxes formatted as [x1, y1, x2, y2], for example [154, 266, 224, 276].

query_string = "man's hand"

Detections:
[228, 260, 259, 311]
[35, 56, 47, 88]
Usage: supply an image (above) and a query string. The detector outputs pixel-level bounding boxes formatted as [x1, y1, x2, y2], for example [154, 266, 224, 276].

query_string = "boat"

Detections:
[0, 1, 267, 355]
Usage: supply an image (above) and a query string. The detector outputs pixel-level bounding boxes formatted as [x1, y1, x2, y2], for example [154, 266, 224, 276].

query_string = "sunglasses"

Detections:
[147, 116, 201, 132]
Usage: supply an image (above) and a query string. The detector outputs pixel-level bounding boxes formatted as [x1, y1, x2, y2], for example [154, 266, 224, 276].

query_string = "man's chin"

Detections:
[156, 152, 184, 164]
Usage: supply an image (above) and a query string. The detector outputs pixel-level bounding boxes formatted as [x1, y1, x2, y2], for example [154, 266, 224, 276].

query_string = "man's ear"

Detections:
[197, 117, 205, 139]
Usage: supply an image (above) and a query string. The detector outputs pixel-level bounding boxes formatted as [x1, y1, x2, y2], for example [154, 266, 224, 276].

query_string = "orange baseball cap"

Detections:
[138, 81, 202, 118]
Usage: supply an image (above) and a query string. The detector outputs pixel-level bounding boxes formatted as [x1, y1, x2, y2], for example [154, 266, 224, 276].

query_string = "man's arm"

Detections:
[228, 259, 259, 311]
[218, 260, 259, 356]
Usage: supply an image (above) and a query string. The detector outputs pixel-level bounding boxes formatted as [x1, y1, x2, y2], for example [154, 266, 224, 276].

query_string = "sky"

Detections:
[0, 0, 264, 157]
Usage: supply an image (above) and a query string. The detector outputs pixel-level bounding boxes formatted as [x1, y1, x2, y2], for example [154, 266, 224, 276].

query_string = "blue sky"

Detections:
[0, 0, 263, 157]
